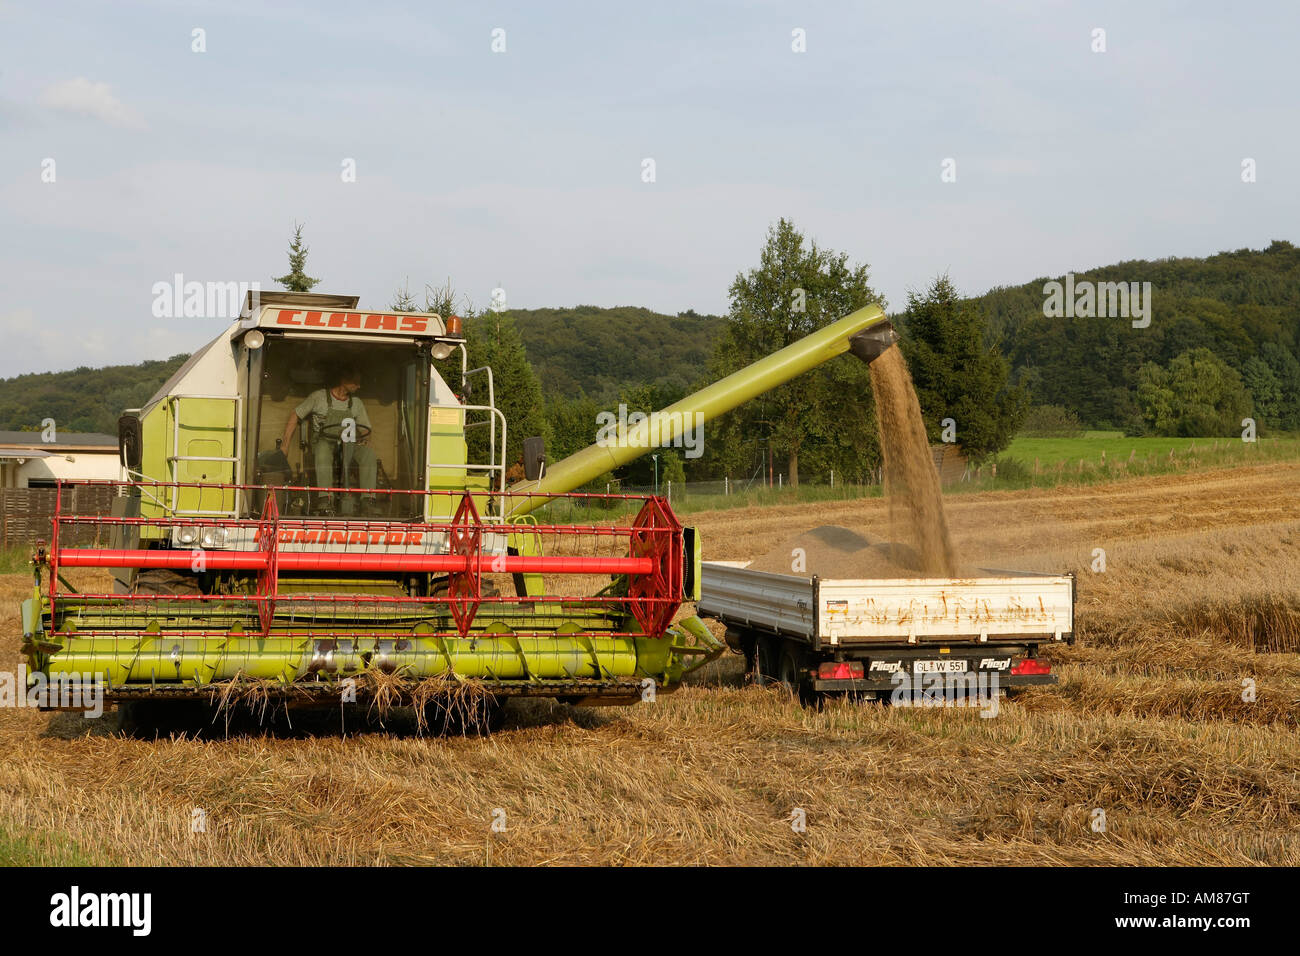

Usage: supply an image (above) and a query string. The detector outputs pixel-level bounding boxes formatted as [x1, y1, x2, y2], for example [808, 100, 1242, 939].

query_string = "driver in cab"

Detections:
[281, 366, 378, 512]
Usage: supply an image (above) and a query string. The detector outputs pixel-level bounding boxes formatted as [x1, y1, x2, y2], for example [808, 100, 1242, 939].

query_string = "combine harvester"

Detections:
[21, 292, 898, 731]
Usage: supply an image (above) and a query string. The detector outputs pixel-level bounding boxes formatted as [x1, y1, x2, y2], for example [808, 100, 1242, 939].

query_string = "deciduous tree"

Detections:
[710, 218, 884, 486]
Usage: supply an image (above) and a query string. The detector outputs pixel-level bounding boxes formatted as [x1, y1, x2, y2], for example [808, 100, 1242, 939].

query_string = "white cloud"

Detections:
[38, 77, 144, 129]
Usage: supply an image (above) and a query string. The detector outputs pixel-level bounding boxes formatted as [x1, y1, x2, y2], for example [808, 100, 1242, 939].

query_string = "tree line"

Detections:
[5, 225, 1294, 490]
[983, 239, 1300, 435]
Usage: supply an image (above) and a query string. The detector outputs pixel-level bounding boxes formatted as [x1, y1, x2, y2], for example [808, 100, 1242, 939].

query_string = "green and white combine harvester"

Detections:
[20, 291, 896, 729]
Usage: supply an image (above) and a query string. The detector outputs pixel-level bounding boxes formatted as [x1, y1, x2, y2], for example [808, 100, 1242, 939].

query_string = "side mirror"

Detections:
[523, 436, 546, 481]
[118, 414, 142, 469]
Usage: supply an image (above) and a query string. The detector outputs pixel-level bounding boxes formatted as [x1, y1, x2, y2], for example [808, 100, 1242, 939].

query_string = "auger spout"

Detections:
[506, 303, 894, 517]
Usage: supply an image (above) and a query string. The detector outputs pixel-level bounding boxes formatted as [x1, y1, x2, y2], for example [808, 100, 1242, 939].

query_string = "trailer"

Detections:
[698, 561, 1074, 705]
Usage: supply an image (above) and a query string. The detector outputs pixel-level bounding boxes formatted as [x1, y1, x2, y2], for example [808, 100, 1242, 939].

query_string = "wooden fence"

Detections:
[1, 485, 118, 550]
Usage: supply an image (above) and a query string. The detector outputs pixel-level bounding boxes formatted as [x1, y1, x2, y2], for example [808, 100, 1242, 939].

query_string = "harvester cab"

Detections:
[22, 293, 896, 728]
[116, 292, 499, 527]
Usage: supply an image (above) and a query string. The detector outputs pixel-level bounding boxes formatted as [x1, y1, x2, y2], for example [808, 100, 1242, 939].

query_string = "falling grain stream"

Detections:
[867, 344, 956, 576]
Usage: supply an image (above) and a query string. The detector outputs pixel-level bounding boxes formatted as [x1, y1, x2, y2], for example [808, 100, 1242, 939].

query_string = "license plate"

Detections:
[914, 659, 968, 673]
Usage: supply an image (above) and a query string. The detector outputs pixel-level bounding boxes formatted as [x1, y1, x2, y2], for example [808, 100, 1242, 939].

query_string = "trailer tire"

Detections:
[755, 636, 781, 687]
[777, 648, 817, 708]
[733, 630, 759, 681]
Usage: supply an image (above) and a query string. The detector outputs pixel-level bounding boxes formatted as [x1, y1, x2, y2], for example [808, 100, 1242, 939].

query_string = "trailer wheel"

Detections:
[777, 649, 817, 708]
[733, 630, 759, 682]
[755, 636, 781, 687]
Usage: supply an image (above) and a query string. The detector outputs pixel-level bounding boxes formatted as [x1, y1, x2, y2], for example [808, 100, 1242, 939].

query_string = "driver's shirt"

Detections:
[295, 389, 371, 438]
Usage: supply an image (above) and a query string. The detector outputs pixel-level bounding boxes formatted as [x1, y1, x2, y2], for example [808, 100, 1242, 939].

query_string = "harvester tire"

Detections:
[117, 699, 214, 738]
[459, 697, 506, 736]
[421, 696, 506, 737]
[133, 569, 199, 596]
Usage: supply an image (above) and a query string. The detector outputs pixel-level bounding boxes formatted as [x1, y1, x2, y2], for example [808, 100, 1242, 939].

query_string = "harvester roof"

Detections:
[139, 292, 464, 416]
[242, 291, 454, 339]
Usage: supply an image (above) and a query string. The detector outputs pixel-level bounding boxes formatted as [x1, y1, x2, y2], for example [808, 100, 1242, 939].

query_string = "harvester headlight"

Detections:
[174, 527, 199, 546]
[199, 528, 227, 549]
[243, 329, 265, 349]
[431, 338, 459, 361]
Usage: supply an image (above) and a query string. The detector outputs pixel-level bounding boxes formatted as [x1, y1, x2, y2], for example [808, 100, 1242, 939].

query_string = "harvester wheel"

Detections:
[460, 697, 506, 736]
[117, 699, 214, 738]
[420, 696, 505, 737]
[133, 569, 199, 596]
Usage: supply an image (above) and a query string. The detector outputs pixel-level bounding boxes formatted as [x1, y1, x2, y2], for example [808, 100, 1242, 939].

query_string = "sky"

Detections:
[1, 0, 1297, 377]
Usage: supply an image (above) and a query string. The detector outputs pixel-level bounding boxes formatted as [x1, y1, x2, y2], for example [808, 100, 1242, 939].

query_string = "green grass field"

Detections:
[1003, 433, 1300, 469]
[1003, 431, 1279, 465]
[0, 548, 34, 575]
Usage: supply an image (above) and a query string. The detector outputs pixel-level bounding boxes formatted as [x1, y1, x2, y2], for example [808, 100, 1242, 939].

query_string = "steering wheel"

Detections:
[318, 422, 372, 442]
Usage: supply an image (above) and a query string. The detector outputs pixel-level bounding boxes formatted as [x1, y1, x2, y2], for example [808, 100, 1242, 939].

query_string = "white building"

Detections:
[0, 431, 124, 488]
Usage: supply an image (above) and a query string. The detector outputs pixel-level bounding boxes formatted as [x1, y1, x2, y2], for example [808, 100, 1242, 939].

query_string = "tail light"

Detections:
[1011, 658, 1051, 676]
[818, 661, 864, 680]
